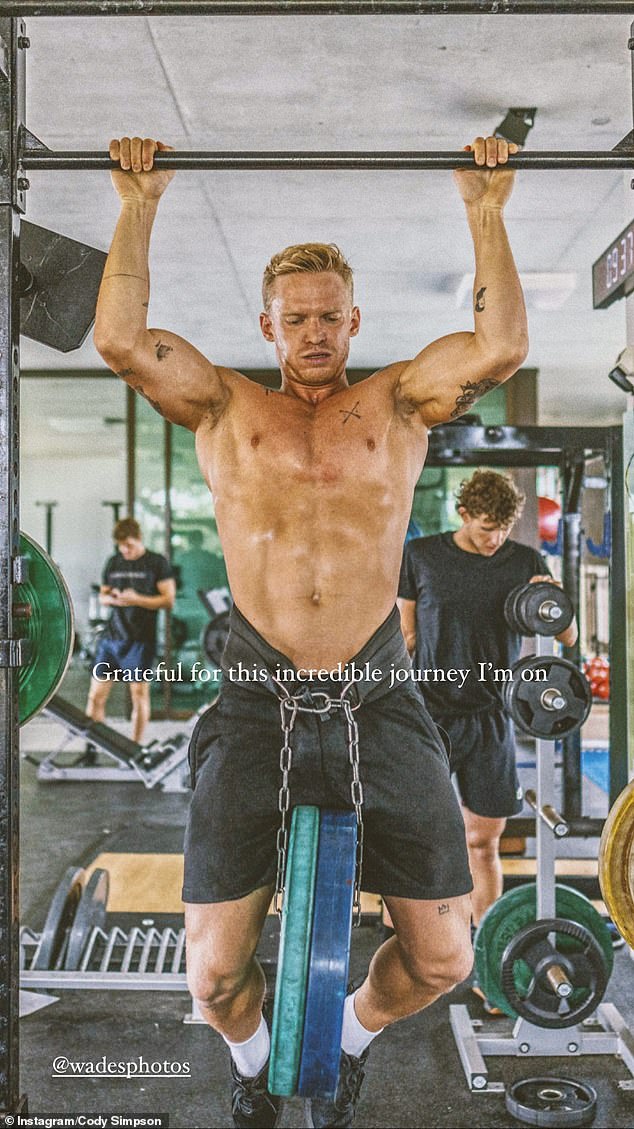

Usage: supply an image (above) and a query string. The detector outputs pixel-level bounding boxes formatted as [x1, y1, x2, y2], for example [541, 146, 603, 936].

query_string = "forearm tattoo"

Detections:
[450, 377, 499, 419]
[438, 903, 450, 916]
[116, 368, 135, 378]
[475, 285, 487, 313]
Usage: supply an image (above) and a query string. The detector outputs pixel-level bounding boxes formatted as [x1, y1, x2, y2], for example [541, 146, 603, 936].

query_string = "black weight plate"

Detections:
[474, 884, 613, 1020]
[506, 1076, 597, 1127]
[32, 866, 86, 970]
[517, 583, 574, 638]
[506, 656, 591, 739]
[501, 917, 609, 1028]
[64, 867, 109, 970]
[505, 584, 528, 634]
[202, 611, 231, 667]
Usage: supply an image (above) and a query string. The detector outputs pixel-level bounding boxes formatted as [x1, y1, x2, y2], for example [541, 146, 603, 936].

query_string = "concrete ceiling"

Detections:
[19, 12, 634, 424]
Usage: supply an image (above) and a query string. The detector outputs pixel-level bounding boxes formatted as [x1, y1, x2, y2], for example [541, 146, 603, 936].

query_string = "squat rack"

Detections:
[1, 1, 634, 1115]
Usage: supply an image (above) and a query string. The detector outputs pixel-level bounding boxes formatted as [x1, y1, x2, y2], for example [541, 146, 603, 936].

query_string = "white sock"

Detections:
[224, 1014, 270, 1078]
[341, 989, 383, 1058]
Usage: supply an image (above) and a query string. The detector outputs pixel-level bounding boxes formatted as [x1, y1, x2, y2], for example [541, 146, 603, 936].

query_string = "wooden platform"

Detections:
[87, 852, 383, 915]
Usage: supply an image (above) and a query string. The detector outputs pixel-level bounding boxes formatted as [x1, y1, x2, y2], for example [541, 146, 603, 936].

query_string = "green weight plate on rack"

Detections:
[16, 532, 74, 725]
[474, 884, 613, 1019]
[269, 805, 320, 1097]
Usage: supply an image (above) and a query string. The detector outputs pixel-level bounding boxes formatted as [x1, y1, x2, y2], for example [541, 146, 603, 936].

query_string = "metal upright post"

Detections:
[561, 455, 584, 819]
[0, 16, 27, 1116]
[535, 637, 557, 921]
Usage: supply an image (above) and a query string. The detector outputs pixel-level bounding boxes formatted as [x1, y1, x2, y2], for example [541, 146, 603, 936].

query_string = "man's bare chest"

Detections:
[212, 389, 400, 481]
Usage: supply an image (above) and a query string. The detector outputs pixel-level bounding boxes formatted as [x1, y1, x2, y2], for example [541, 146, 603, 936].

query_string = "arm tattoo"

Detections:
[450, 378, 499, 419]
[475, 285, 487, 313]
[438, 903, 450, 916]
[339, 400, 361, 424]
[142, 301, 149, 309]
[116, 368, 135, 378]
[154, 340, 173, 362]
[134, 383, 164, 418]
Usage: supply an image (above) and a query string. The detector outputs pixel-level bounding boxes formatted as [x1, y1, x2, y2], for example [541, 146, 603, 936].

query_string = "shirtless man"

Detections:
[96, 135, 528, 1129]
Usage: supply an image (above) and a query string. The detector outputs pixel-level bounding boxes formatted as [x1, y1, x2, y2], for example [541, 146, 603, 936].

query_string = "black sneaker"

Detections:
[304, 1047, 370, 1128]
[230, 1056, 281, 1128]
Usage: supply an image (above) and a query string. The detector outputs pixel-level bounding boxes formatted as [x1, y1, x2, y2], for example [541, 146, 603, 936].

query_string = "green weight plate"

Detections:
[16, 532, 74, 725]
[269, 806, 320, 1097]
[474, 884, 613, 1019]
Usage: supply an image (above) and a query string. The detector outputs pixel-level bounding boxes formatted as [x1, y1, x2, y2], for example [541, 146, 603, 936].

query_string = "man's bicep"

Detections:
[396, 331, 512, 426]
[110, 329, 234, 432]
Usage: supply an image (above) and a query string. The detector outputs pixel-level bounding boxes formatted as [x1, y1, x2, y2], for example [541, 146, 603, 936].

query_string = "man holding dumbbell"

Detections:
[398, 470, 578, 1007]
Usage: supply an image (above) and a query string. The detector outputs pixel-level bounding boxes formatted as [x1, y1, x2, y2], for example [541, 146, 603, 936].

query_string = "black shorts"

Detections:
[182, 608, 472, 904]
[435, 708, 523, 819]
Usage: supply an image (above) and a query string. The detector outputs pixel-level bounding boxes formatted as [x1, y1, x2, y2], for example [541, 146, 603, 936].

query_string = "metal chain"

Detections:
[274, 696, 297, 915]
[273, 687, 365, 924]
[342, 696, 364, 925]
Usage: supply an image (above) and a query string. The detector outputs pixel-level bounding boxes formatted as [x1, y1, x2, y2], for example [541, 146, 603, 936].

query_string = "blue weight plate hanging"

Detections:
[298, 810, 357, 1099]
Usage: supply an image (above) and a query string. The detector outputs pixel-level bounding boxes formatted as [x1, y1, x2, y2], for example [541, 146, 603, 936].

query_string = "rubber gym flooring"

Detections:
[18, 703, 634, 1129]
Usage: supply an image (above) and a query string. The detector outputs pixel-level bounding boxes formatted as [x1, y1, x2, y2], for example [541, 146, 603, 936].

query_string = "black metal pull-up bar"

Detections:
[0, 1, 632, 15]
[20, 149, 634, 171]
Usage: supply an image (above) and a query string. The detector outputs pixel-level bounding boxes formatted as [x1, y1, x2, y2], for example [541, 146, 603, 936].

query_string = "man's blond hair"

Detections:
[262, 242, 354, 310]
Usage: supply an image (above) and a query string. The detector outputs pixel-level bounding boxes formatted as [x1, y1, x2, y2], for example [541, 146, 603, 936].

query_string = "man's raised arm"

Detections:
[394, 136, 529, 428]
[94, 136, 234, 433]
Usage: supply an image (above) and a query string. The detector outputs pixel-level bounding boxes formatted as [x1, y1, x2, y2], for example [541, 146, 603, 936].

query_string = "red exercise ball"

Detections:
[538, 496, 561, 543]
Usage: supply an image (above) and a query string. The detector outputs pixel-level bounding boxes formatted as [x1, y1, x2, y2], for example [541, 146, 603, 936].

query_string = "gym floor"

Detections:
[19, 703, 634, 1129]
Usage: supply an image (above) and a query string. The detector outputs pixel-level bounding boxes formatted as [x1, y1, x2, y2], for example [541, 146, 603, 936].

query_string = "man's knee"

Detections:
[87, 681, 110, 708]
[402, 940, 474, 997]
[466, 829, 502, 859]
[187, 950, 249, 1010]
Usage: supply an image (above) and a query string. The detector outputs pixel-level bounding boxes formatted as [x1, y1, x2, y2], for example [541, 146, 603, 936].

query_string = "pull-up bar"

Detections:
[19, 149, 634, 171]
[0, 1, 632, 15]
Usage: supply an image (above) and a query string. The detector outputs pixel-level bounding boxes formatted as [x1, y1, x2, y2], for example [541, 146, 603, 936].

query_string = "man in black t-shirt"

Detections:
[398, 471, 577, 942]
[86, 517, 175, 743]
